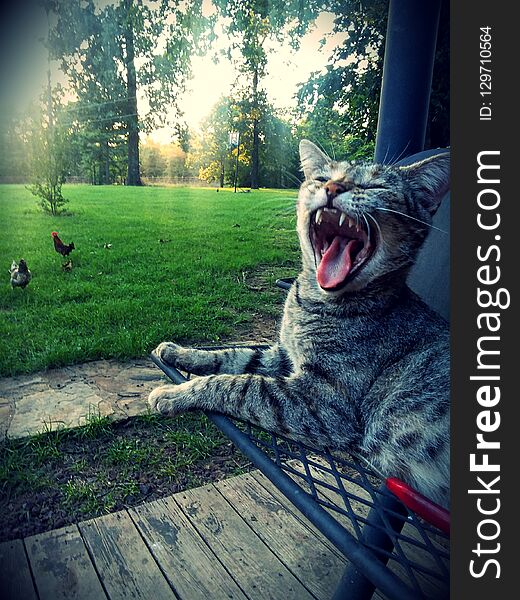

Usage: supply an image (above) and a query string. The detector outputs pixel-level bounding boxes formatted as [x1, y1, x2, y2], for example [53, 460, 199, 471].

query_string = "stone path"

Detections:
[0, 359, 168, 440]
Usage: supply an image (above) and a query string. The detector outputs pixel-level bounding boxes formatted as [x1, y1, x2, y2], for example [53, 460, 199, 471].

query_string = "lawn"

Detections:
[0, 184, 300, 377]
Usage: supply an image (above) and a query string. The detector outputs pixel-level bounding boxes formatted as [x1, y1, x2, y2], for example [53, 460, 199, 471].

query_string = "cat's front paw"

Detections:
[154, 342, 183, 368]
[148, 383, 191, 416]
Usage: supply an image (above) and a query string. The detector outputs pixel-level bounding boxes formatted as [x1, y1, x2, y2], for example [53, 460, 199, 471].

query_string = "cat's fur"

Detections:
[149, 140, 450, 507]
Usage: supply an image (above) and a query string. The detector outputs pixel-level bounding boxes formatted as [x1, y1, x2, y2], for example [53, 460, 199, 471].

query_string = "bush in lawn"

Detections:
[28, 122, 70, 216]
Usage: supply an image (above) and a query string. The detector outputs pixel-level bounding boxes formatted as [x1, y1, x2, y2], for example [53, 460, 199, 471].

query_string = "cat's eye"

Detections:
[314, 176, 328, 183]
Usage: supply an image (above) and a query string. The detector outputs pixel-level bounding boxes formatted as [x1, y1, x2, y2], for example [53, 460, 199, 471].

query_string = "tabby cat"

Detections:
[149, 140, 450, 507]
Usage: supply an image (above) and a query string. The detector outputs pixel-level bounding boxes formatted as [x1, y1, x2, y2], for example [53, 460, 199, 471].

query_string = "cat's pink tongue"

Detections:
[317, 236, 359, 289]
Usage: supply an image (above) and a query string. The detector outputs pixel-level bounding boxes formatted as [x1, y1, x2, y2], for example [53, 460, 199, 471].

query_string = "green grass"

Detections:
[0, 184, 300, 377]
[0, 411, 251, 526]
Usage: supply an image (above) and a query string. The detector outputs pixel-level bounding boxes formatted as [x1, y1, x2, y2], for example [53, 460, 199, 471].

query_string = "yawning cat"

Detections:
[149, 140, 450, 507]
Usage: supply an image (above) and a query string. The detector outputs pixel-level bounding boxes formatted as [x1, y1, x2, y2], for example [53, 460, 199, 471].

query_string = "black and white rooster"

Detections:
[10, 259, 32, 289]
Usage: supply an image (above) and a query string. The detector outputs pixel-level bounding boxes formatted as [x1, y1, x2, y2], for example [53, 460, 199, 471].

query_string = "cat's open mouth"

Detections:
[310, 208, 374, 290]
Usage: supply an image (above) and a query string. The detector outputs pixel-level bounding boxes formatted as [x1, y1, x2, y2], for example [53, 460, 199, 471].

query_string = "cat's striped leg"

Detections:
[148, 372, 360, 449]
[154, 342, 293, 377]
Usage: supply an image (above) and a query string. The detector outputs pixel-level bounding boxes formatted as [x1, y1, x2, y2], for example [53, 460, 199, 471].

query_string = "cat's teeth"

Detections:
[348, 217, 355, 228]
[315, 209, 323, 224]
[339, 213, 346, 227]
[323, 241, 329, 253]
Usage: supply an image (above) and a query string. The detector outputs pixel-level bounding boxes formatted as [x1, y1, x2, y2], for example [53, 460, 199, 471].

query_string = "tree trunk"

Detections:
[220, 159, 224, 188]
[250, 68, 259, 189]
[104, 139, 110, 184]
[124, 1, 142, 186]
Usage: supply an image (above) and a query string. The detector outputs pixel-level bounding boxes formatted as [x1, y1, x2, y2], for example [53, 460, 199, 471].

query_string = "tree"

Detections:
[188, 96, 241, 187]
[259, 108, 299, 188]
[297, 0, 449, 152]
[49, 0, 209, 185]
[0, 117, 31, 182]
[189, 94, 299, 189]
[168, 153, 188, 180]
[295, 103, 375, 163]
[141, 145, 167, 178]
[212, 0, 321, 188]
[27, 102, 71, 215]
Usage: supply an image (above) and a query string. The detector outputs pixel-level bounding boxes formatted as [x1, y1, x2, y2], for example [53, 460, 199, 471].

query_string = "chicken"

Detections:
[10, 259, 32, 289]
[51, 232, 75, 256]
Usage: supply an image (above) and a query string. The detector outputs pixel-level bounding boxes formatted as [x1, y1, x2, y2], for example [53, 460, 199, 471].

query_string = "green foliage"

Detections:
[49, 1, 131, 183]
[189, 95, 300, 188]
[297, 1, 387, 146]
[213, 0, 322, 73]
[259, 109, 299, 188]
[296, 103, 375, 164]
[211, 1, 321, 187]
[27, 118, 71, 215]
[0, 411, 245, 523]
[0, 119, 31, 182]
[48, 0, 210, 184]
[141, 146, 167, 178]
[1, 1, 450, 189]
[188, 96, 243, 186]
[168, 154, 190, 179]
[103, 438, 155, 467]
[76, 407, 112, 439]
[297, 0, 449, 150]
[28, 177, 67, 216]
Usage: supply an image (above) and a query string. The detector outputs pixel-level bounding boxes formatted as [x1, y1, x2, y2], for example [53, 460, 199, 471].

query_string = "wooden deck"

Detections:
[0, 470, 355, 600]
[1, 464, 448, 600]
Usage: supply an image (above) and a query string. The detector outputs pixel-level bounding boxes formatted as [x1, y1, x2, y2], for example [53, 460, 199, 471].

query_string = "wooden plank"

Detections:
[174, 483, 315, 600]
[250, 470, 350, 557]
[216, 472, 346, 600]
[79, 510, 176, 600]
[24, 525, 106, 600]
[249, 472, 387, 600]
[0, 538, 38, 600]
[249, 472, 391, 599]
[130, 496, 247, 600]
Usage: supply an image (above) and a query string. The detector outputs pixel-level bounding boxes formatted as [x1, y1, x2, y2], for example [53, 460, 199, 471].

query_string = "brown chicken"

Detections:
[51, 232, 75, 256]
[10, 259, 32, 289]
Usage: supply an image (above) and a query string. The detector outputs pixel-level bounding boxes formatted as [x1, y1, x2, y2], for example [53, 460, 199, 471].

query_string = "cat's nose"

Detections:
[324, 181, 347, 201]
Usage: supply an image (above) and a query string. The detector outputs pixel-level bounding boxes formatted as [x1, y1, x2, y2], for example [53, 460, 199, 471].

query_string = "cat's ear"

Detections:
[399, 152, 450, 215]
[299, 140, 331, 180]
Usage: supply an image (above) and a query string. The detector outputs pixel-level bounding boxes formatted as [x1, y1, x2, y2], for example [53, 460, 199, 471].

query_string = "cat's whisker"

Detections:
[388, 139, 412, 166]
[366, 212, 385, 245]
[282, 169, 304, 188]
[375, 207, 448, 234]
[362, 214, 371, 245]
[315, 140, 332, 160]
[382, 145, 390, 165]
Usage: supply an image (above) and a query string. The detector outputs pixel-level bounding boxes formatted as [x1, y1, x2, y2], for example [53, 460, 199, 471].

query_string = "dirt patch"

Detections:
[0, 414, 252, 542]
[226, 264, 296, 344]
